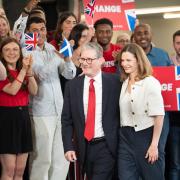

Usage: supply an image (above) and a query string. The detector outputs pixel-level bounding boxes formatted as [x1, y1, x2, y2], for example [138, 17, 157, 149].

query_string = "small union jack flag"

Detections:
[84, 0, 96, 18]
[24, 32, 38, 51]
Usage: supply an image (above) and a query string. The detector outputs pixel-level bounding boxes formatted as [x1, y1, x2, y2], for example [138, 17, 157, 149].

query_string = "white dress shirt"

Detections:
[83, 71, 105, 138]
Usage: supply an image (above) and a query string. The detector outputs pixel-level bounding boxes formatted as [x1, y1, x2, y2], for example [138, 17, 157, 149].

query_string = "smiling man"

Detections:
[133, 23, 172, 66]
[24, 17, 76, 180]
[94, 18, 121, 74]
[61, 42, 121, 180]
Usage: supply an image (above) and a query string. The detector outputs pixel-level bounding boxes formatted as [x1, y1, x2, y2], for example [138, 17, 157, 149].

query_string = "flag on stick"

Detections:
[84, 0, 96, 18]
[24, 32, 38, 51]
[59, 38, 73, 57]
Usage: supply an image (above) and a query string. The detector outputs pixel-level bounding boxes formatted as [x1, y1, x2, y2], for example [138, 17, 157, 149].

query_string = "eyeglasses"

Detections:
[79, 57, 97, 64]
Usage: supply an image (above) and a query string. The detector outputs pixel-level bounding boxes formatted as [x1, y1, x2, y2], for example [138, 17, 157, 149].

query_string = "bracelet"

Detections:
[16, 78, 23, 84]
[26, 73, 34, 77]
[27, 75, 34, 78]
[23, 7, 31, 15]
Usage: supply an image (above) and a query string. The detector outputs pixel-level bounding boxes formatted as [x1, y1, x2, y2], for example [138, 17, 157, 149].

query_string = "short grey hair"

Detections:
[81, 42, 103, 58]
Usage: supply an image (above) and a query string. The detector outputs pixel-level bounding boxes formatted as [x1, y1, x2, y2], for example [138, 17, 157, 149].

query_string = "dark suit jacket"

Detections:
[61, 73, 121, 166]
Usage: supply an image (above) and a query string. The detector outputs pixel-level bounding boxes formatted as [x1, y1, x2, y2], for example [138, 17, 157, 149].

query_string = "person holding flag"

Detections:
[166, 30, 180, 180]
[50, 12, 77, 51]
[50, 12, 77, 94]
[0, 37, 38, 180]
[24, 16, 76, 180]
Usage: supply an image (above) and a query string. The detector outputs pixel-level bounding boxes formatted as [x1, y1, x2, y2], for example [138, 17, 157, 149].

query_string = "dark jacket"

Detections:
[61, 73, 121, 166]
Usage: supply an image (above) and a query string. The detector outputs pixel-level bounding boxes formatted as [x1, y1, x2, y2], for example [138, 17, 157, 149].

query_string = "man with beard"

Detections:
[166, 30, 180, 180]
[94, 18, 121, 74]
[171, 30, 180, 65]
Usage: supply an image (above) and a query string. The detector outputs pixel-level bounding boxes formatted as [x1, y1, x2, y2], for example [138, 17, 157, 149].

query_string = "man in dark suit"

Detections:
[61, 42, 121, 180]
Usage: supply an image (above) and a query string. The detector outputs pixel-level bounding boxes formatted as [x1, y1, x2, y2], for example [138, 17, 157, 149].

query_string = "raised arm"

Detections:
[13, 0, 39, 37]
[26, 54, 38, 95]
[58, 56, 76, 79]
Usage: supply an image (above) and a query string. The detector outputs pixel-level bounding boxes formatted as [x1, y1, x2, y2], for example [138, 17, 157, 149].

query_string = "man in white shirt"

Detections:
[61, 42, 121, 180]
[24, 17, 76, 180]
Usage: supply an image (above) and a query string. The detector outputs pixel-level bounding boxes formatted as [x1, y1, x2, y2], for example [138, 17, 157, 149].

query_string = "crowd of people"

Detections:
[0, 0, 180, 180]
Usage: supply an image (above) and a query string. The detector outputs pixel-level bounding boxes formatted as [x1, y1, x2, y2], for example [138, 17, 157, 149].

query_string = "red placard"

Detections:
[153, 66, 180, 111]
[83, 0, 136, 31]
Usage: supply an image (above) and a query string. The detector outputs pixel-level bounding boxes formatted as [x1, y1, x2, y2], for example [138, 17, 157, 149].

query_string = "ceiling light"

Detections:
[163, 13, 180, 19]
[135, 6, 180, 15]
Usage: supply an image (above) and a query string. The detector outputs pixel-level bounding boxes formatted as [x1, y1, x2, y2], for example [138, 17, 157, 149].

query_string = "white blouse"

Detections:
[119, 76, 165, 131]
[120, 91, 134, 127]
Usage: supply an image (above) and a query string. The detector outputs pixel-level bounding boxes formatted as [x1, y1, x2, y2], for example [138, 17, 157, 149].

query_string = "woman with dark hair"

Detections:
[0, 37, 37, 180]
[69, 23, 89, 70]
[59, 23, 90, 93]
[69, 23, 89, 50]
[50, 12, 77, 50]
[49, 12, 77, 95]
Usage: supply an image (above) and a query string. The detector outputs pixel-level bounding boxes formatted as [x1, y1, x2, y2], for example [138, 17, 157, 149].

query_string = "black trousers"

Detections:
[118, 127, 165, 180]
[85, 140, 115, 180]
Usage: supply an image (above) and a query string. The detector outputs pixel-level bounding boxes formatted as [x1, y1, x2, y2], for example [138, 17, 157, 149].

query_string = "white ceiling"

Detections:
[135, 0, 180, 18]
[135, 0, 180, 9]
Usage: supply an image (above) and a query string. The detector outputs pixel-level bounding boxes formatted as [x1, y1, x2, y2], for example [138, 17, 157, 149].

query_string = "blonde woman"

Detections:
[117, 43, 165, 180]
[0, 15, 11, 41]
[116, 33, 130, 48]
